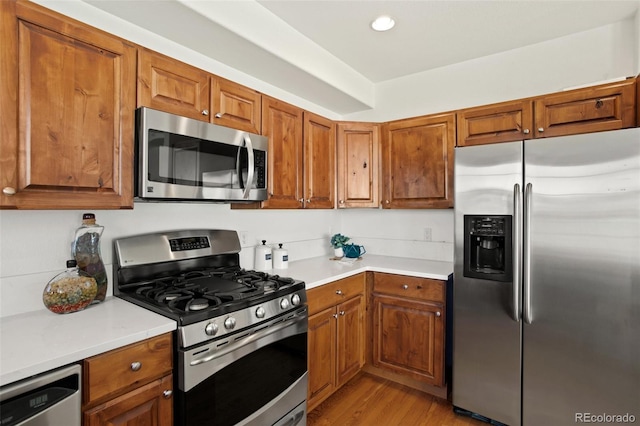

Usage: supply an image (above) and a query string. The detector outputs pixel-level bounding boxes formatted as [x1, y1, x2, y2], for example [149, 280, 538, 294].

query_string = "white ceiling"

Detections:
[82, 0, 639, 114]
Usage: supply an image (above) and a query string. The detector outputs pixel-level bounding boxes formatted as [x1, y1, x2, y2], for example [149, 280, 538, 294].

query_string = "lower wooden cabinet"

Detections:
[82, 333, 173, 426]
[307, 274, 365, 411]
[370, 273, 446, 388]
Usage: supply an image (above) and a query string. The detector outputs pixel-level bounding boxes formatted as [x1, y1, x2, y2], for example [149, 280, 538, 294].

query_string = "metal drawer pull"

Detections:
[335, 290, 343, 295]
[2, 187, 16, 196]
[130, 362, 142, 372]
[163, 390, 173, 399]
[402, 284, 409, 290]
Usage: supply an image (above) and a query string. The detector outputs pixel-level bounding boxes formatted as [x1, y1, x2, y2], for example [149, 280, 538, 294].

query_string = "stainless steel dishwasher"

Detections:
[0, 364, 81, 426]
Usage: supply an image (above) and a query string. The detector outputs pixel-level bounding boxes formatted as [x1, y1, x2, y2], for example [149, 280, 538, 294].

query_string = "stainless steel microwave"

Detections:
[135, 107, 268, 202]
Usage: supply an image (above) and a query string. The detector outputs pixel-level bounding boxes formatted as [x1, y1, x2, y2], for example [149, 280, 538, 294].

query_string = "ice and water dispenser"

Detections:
[463, 215, 512, 282]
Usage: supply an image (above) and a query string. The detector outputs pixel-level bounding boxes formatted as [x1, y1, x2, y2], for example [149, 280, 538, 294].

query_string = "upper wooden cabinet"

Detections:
[382, 113, 455, 209]
[336, 122, 380, 208]
[138, 48, 261, 133]
[303, 112, 336, 209]
[534, 78, 636, 138]
[457, 100, 534, 146]
[0, 0, 136, 209]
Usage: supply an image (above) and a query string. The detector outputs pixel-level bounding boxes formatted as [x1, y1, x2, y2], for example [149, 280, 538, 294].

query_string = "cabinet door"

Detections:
[534, 79, 636, 138]
[303, 112, 335, 209]
[307, 307, 336, 411]
[1, 0, 135, 209]
[212, 77, 261, 133]
[138, 48, 210, 121]
[457, 100, 533, 146]
[372, 294, 444, 386]
[382, 113, 455, 208]
[336, 295, 365, 387]
[336, 122, 380, 208]
[261, 96, 304, 208]
[84, 374, 173, 426]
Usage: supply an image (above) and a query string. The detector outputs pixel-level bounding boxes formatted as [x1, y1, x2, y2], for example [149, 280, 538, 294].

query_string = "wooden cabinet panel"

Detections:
[261, 96, 304, 208]
[372, 295, 444, 386]
[1, 0, 135, 209]
[336, 294, 365, 387]
[84, 333, 173, 405]
[84, 374, 172, 426]
[534, 79, 636, 138]
[457, 100, 533, 146]
[307, 306, 336, 410]
[336, 122, 380, 208]
[212, 77, 261, 133]
[303, 112, 335, 209]
[382, 113, 455, 209]
[137, 48, 210, 121]
[372, 273, 444, 303]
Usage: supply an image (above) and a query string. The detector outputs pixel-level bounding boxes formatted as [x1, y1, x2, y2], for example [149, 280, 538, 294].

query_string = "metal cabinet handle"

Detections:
[335, 290, 343, 295]
[402, 284, 409, 290]
[339, 200, 345, 204]
[332, 313, 338, 319]
[538, 127, 544, 133]
[523, 129, 530, 135]
[435, 311, 441, 317]
[201, 109, 209, 116]
[595, 99, 603, 109]
[2, 187, 16, 196]
[130, 362, 142, 372]
[339, 311, 345, 316]
[163, 390, 173, 399]
[215, 112, 223, 118]
[306, 199, 311, 203]
[385, 200, 390, 204]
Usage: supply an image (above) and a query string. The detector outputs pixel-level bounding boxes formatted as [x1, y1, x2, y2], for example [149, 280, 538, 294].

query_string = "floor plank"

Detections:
[308, 373, 487, 426]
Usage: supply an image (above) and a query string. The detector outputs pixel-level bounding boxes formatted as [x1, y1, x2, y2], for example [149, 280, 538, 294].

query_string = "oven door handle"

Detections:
[186, 307, 307, 370]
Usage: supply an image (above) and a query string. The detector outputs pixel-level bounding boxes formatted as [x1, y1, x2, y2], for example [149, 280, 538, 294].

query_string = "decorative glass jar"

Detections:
[43, 260, 98, 314]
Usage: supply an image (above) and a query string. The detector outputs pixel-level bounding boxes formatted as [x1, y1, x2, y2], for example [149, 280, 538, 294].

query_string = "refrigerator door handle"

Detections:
[512, 183, 522, 322]
[523, 182, 533, 324]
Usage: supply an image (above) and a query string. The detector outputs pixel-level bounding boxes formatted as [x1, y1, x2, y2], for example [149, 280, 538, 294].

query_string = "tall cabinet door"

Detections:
[382, 113, 455, 208]
[261, 96, 303, 209]
[1, 0, 136, 209]
[336, 122, 379, 208]
[303, 112, 335, 209]
[523, 128, 640, 425]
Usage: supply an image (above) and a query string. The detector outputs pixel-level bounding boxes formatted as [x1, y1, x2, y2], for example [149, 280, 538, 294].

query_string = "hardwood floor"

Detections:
[308, 373, 486, 426]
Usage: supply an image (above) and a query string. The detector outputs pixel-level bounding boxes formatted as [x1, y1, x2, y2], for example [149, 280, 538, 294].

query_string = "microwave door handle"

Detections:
[242, 134, 255, 199]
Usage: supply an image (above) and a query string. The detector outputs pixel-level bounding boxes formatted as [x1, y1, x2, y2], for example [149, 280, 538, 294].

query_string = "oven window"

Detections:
[178, 333, 307, 426]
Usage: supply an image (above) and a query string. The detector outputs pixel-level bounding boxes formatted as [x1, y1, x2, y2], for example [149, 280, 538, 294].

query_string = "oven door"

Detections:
[176, 307, 308, 426]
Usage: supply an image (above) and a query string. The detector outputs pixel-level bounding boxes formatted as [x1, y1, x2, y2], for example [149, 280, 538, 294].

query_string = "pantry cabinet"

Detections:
[371, 273, 445, 387]
[82, 333, 173, 426]
[138, 48, 261, 133]
[382, 113, 455, 209]
[307, 274, 366, 411]
[336, 122, 380, 208]
[0, 0, 136, 209]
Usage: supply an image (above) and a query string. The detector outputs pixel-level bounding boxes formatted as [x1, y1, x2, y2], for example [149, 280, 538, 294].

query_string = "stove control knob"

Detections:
[205, 322, 218, 336]
[280, 298, 290, 310]
[291, 294, 301, 306]
[255, 306, 266, 318]
[224, 317, 236, 330]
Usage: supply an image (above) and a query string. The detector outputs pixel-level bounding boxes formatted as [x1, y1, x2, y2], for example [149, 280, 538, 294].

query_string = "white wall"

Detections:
[2, 3, 638, 318]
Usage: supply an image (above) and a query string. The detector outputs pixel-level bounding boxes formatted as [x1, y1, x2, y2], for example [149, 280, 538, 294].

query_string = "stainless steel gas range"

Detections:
[113, 229, 308, 426]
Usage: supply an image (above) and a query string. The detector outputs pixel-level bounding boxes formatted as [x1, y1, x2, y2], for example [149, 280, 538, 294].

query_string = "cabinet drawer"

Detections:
[373, 273, 444, 303]
[457, 99, 533, 146]
[307, 273, 365, 315]
[84, 333, 173, 404]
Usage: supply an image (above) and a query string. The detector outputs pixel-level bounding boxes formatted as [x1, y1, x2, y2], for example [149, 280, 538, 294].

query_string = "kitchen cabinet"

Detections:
[371, 273, 445, 388]
[138, 48, 261, 133]
[457, 100, 534, 146]
[336, 122, 380, 208]
[0, 0, 136, 209]
[533, 78, 636, 138]
[259, 97, 335, 209]
[82, 333, 173, 426]
[382, 113, 455, 209]
[307, 274, 366, 411]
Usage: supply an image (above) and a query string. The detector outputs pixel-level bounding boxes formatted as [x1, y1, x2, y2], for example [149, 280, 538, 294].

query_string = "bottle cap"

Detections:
[82, 213, 96, 224]
[66, 259, 78, 268]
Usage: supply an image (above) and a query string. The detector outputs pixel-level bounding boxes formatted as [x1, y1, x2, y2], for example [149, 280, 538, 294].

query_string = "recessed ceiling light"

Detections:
[371, 15, 395, 32]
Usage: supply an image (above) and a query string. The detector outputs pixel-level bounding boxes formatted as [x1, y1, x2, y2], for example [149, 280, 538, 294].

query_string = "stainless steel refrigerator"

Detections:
[452, 128, 640, 426]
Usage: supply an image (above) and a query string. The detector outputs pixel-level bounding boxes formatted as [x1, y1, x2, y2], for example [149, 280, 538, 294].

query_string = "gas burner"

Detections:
[187, 298, 210, 311]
